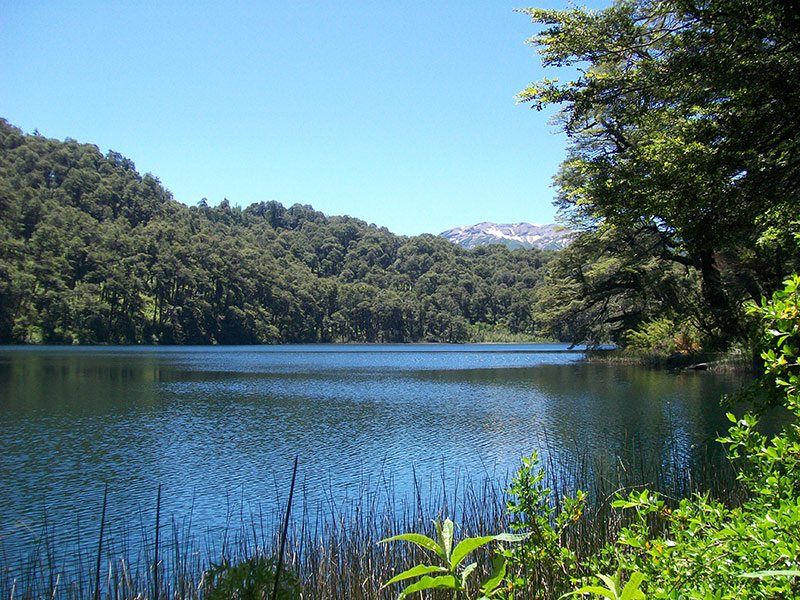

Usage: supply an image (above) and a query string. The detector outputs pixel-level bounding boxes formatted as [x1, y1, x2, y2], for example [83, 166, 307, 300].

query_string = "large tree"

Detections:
[519, 0, 800, 342]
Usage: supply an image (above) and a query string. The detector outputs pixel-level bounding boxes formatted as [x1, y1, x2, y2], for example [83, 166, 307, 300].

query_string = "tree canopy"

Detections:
[0, 119, 554, 345]
[519, 0, 800, 345]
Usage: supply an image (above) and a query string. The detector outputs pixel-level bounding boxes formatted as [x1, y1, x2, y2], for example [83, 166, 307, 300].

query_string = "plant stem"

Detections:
[94, 484, 108, 600]
[272, 456, 298, 600]
[154, 484, 162, 600]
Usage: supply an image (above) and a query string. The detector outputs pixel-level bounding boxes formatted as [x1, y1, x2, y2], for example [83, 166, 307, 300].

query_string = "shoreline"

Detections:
[584, 347, 757, 372]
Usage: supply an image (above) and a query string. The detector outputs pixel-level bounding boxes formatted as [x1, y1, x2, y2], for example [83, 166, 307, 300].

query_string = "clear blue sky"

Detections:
[1, 0, 609, 236]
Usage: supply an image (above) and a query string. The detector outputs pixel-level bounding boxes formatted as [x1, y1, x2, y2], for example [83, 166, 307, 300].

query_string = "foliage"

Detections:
[519, 0, 800, 345]
[466, 322, 555, 344]
[203, 554, 301, 600]
[380, 518, 529, 599]
[561, 566, 645, 600]
[0, 119, 556, 345]
[502, 454, 585, 599]
[570, 275, 800, 598]
[532, 225, 707, 346]
[622, 317, 700, 354]
[623, 319, 676, 354]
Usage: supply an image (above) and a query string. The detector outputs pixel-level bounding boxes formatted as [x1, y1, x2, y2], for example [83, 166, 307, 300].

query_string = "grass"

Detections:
[1, 447, 745, 600]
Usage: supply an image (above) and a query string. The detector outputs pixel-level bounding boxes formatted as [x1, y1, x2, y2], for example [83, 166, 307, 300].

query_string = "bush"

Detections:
[204, 555, 301, 600]
[586, 275, 800, 598]
[622, 318, 702, 354]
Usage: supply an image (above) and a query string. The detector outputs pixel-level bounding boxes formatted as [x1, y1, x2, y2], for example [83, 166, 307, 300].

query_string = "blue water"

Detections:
[0, 344, 749, 580]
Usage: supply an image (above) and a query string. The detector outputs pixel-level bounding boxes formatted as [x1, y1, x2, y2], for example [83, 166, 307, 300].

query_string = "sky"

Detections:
[1, 0, 609, 237]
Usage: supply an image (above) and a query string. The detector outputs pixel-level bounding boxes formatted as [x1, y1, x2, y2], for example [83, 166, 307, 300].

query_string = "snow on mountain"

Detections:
[439, 222, 573, 250]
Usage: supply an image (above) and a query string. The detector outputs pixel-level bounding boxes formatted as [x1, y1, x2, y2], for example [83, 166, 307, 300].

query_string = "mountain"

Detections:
[440, 222, 573, 250]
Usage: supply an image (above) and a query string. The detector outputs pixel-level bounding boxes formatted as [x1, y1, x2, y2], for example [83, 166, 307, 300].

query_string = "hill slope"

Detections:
[0, 120, 558, 344]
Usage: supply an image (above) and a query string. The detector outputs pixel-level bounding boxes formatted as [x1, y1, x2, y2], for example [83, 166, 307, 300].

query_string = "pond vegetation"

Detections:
[0, 434, 745, 599]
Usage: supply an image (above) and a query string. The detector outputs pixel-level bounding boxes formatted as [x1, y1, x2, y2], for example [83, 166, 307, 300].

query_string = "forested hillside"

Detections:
[0, 119, 554, 344]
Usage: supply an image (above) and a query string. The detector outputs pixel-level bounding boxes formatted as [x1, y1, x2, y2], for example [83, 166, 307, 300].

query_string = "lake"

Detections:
[0, 344, 751, 582]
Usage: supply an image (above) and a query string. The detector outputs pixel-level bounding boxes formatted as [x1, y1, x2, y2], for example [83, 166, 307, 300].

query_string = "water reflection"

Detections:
[0, 345, 751, 576]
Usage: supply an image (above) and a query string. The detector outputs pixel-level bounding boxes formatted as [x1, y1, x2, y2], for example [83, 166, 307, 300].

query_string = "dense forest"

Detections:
[3, 0, 800, 352]
[0, 119, 557, 344]
[2, 106, 798, 349]
[520, 0, 800, 351]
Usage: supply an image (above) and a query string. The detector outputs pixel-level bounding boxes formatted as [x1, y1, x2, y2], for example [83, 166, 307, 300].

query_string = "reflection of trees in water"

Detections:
[0, 349, 166, 414]
[410, 361, 749, 496]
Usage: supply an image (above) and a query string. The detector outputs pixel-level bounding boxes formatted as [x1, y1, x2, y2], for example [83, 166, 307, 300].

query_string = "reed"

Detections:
[0, 447, 744, 600]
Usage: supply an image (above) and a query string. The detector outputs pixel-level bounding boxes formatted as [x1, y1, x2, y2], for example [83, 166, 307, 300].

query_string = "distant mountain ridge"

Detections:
[440, 222, 573, 250]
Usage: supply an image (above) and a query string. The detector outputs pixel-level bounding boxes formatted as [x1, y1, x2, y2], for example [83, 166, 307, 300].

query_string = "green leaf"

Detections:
[382, 564, 448, 587]
[461, 562, 477, 587]
[380, 533, 444, 559]
[450, 536, 497, 570]
[397, 575, 457, 599]
[440, 518, 455, 564]
[491, 532, 531, 543]
[598, 574, 618, 595]
[560, 585, 615, 599]
[451, 531, 529, 571]
[480, 554, 507, 596]
[620, 572, 645, 600]
[740, 569, 800, 578]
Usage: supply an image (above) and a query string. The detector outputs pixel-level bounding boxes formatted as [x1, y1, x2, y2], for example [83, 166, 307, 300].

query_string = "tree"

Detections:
[519, 0, 800, 343]
[533, 224, 705, 346]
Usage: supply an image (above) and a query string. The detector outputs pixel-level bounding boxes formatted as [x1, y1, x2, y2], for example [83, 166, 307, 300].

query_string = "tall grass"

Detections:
[1, 447, 745, 600]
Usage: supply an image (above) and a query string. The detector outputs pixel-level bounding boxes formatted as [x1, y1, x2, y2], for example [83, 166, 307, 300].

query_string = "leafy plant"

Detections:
[503, 453, 585, 598]
[623, 318, 678, 353]
[561, 566, 646, 600]
[380, 517, 529, 599]
[583, 274, 800, 598]
[203, 554, 300, 600]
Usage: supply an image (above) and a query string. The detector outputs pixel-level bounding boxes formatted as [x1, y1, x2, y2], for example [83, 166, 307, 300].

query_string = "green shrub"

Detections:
[502, 454, 585, 599]
[203, 555, 300, 600]
[622, 318, 703, 354]
[578, 275, 800, 598]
